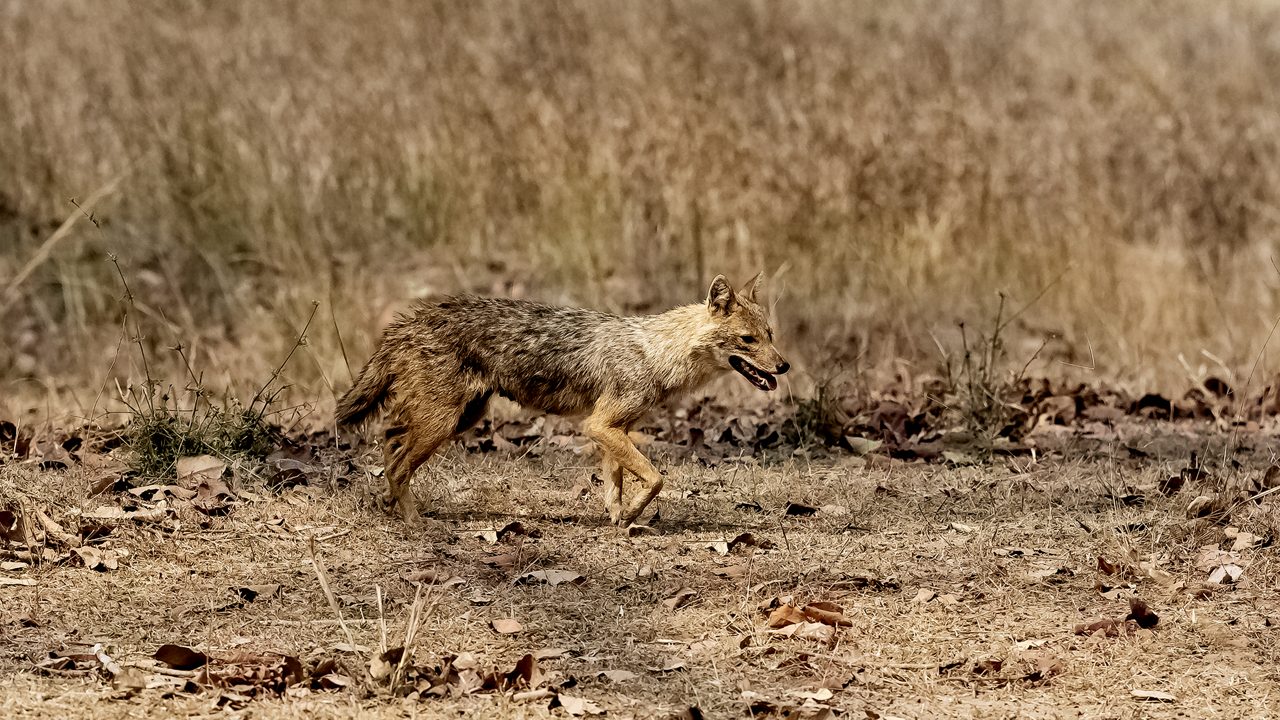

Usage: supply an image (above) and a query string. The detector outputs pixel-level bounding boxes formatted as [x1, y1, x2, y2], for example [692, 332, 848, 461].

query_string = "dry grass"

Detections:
[6, 1, 1280, 419]
[4, 437, 1280, 718]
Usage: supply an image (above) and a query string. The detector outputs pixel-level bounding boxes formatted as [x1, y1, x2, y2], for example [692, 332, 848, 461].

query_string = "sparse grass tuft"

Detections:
[123, 398, 279, 479]
[937, 293, 1037, 440]
[106, 257, 305, 479]
[787, 367, 850, 449]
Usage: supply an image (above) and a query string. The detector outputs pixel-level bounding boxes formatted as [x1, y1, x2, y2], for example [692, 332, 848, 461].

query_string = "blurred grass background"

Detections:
[5, 0, 1280, 421]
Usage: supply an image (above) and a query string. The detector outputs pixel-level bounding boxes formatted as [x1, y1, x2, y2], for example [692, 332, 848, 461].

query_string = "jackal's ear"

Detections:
[706, 275, 736, 316]
[743, 272, 765, 303]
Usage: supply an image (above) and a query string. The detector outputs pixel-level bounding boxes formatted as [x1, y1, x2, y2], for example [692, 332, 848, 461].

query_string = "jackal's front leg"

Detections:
[584, 415, 664, 526]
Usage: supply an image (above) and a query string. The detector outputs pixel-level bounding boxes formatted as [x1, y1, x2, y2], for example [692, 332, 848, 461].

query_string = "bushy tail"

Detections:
[336, 345, 393, 428]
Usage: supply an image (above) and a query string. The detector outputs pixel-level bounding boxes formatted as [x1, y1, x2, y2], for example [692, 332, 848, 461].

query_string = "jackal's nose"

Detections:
[776, 361, 790, 375]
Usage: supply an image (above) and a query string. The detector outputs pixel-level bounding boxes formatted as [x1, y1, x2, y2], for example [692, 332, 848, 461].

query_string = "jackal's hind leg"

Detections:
[600, 455, 624, 525]
[383, 397, 464, 527]
[382, 424, 419, 524]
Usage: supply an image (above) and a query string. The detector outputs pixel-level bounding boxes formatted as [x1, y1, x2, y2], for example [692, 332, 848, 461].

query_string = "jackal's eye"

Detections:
[740, 335, 757, 344]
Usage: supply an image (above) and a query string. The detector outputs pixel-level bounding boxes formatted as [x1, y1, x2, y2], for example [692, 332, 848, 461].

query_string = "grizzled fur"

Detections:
[337, 273, 788, 527]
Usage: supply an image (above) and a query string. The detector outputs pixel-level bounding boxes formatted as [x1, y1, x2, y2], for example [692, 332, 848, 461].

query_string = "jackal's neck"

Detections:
[635, 304, 723, 394]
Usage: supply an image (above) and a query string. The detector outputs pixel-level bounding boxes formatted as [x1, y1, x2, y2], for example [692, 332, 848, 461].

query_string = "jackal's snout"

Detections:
[727, 348, 788, 392]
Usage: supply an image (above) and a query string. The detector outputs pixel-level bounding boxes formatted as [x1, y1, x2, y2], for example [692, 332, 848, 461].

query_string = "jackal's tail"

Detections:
[336, 344, 393, 428]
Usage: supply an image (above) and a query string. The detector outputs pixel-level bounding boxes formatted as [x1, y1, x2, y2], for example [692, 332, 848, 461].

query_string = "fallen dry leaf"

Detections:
[913, 588, 937, 604]
[369, 647, 400, 681]
[784, 502, 818, 517]
[729, 532, 773, 550]
[663, 587, 699, 611]
[552, 693, 605, 716]
[33, 509, 79, 548]
[498, 520, 533, 538]
[1018, 648, 1065, 683]
[1186, 495, 1229, 520]
[1157, 474, 1185, 495]
[516, 569, 584, 586]
[1138, 561, 1177, 587]
[1197, 547, 1242, 570]
[766, 604, 807, 628]
[802, 601, 852, 627]
[316, 672, 352, 689]
[154, 644, 209, 670]
[264, 459, 311, 491]
[176, 455, 226, 484]
[712, 563, 749, 579]
[1196, 545, 1246, 585]
[491, 618, 523, 635]
[506, 653, 541, 689]
[1073, 617, 1131, 636]
[772, 620, 836, 643]
[237, 584, 281, 602]
[844, 436, 882, 455]
[1125, 598, 1159, 629]
[1097, 582, 1135, 600]
[1096, 555, 1124, 576]
[1224, 526, 1263, 551]
[84, 506, 168, 523]
[0, 578, 36, 587]
[482, 552, 523, 572]
[972, 657, 1003, 675]
[0, 509, 27, 542]
[1027, 566, 1074, 584]
[127, 484, 197, 502]
[597, 669, 638, 683]
[1207, 564, 1244, 584]
[71, 546, 123, 571]
[193, 476, 237, 515]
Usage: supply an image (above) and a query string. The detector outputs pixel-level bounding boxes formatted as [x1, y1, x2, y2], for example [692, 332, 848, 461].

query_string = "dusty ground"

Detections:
[3, 435, 1280, 719]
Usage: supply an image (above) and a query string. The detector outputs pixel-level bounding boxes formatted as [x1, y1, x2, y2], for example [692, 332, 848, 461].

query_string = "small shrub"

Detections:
[123, 396, 279, 479]
[938, 293, 1035, 440]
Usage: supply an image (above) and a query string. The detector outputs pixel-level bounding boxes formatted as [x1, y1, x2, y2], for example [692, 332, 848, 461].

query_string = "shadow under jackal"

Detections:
[336, 274, 788, 527]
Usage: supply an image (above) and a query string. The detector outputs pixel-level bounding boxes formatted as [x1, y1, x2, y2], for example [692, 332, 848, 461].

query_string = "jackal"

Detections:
[336, 273, 788, 527]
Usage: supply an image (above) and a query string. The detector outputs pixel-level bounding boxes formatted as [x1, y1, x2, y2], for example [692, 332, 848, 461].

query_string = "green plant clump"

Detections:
[125, 399, 279, 479]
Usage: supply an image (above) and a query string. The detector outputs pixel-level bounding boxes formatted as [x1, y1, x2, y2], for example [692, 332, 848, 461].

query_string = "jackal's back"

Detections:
[396, 295, 623, 415]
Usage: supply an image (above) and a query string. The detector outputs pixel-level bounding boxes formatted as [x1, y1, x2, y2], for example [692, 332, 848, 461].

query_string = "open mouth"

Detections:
[729, 356, 777, 392]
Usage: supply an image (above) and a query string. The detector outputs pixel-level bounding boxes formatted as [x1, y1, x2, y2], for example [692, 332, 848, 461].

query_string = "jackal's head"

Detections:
[704, 273, 789, 392]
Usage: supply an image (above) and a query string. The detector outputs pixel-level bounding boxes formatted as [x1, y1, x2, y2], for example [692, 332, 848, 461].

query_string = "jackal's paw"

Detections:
[393, 498, 422, 529]
[624, 523, 656, 537]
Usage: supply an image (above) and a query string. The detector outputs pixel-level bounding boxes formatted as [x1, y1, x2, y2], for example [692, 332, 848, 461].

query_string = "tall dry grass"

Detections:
[4, 0, 1280, 420]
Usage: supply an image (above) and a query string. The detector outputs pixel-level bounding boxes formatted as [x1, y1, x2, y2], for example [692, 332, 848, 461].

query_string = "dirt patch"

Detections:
[3, 438, 1279, 718]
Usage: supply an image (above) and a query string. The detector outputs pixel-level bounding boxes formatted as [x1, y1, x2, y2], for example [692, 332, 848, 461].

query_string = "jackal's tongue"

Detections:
[732, 356, 777, 392]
